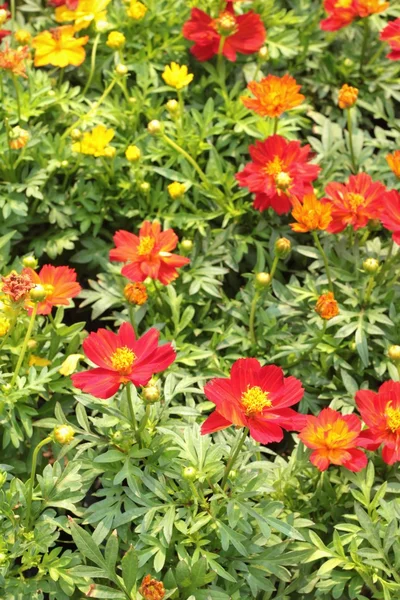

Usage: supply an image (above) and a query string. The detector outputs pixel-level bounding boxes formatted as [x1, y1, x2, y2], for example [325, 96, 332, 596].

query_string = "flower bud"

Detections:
[61, 160, 69, 168]
[48, 90, 56, 97]
[1, 383, 11, 394]
[115, 64, 128, 76]
[0, 8, 8, 25]
[142, 384, 160, 403]
[128, 96, 137, 105]
[106, 31, 126, 49]
[147, 120, 162, 135]
[166, 99, 179, 114]
[29, 284, 47, 302]
[104, 146, 116, 158]
[181, 239, 193, 252]
[95, 19, 110, 32]
[15, 29, 31, 44]
[139, 575, 165, 600]
[258, 46, 268, 60]
[140, 181, 150, 192]
[315, 292, 339, 320]
[338, 84, 358, 110]
[125, 145, 141, 162]
[9, 126, 29, 150]
[182, 466, 197, 481]
[124, 282, 147, 305]
[53, 424, 75, 445]
[255, 272, 271, 288]
[388, 345, 400, 362]
[363, 258, 379, 274]
[274, 237, 291, 259]
[27, 339, 37, 349]
[71, 128, 82, 140]
[168, 181, 185, 199]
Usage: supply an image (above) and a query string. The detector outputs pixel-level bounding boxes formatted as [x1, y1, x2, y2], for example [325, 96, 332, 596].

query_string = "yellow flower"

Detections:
[127, 0, 147, 20]
[162, 62, 193, 90]
[32, 26, 89, 68]
[106, 31, 125, 49]
[55, 0, 111, 31]
[29, 355, 52, 367]
[72, 125, 115, 157]
[168, 181, 186, 199]
[0, 315, 10, 337]
[59, 354, 84, 376]
[125, 145, 141, 162]
[15, 29, 32, 44]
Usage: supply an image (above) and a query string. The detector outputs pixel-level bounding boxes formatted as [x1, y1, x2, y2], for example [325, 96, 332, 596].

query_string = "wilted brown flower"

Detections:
[139, 575, 165, 600]
[1, 270, 34, 302]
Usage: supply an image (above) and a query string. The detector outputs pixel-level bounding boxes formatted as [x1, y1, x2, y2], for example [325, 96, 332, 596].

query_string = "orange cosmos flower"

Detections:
[338, 84, 358, 109]
[32, 26, 88, 68]
[110, 221, 190, 286]
[241, 74, 305, 119]
[139, 575, 165, 600]
[356, 0, 388, 18]
[123, 282, 147, 305]
[315, 292, 339, 320]
[380, 18, 400, 60]
[0, 44, 29, 77]
[290, 194, 332, 233]
[321, 173, 386, 233]
[386, 150, 400, 177]
[23, 265, 82, 315]
[299, 408, 368, 472]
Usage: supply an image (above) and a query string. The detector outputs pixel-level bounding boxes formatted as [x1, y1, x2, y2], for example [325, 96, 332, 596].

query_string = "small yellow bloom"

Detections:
[29, 355, 52, 367]
[0, 315, 10, 337]
[53, 424, 75, 444]
[162, 62, 193, 90]
[9, 126, 29, 150]
[338, 84, 358, 109]
[168, 181, 186, 199]
[127, 0, 147, 20]
[72, 125, 115, 157]
[55, 0, 111, 31]
[15, 30, 32, 44]
[106, 31, 125, 49]
[59, 354, 84, 376]
[125, 145, 141, 162]
[32, 26, 89, 68]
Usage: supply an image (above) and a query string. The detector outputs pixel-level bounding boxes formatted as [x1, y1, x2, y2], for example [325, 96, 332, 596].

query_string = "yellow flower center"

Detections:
[275, 171, 293, 191]
[137, 236, 155, 256]
[111, 346, 136, 375]
[264, 156, 285, 177]
[346, 193, 365, 211]
[43, 283, 55, 297]
[385, 401, 400, 433]
[241, 386, 272, 416]
[213, 12, 238, 36]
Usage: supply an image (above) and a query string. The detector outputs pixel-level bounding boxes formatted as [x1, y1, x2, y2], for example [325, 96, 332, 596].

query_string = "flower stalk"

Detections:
[9, 303, 38, 389]
[312, 231, 333, 292]
[25, 435, 52, 530]
[221, 428, 248, 490]
[346, 108, 357, 174]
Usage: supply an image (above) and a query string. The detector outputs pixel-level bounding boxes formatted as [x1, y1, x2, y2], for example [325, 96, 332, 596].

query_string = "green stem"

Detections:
[25, 436, 52, 530]
[11, 75, 21, 121]
[346, 108, 357, 174]
[126, 383, 137, 433]
[273, 117, 279, 135]
[376, 239, 394, 284]
[359, 17, 370, 76]
[270, 255, 279, 280]
[312, 231, 333, 292]
[363, 275, 375, 306]
[221, 428, 248, 491]
[9, 303, 38, 389]
[82, 33, 100, 97]
[138, 404, 151, 434]
[128, 305, 136, 336]
[249, 290, 260, 346]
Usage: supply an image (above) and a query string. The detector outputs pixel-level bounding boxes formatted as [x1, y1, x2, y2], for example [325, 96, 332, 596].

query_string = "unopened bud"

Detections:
[363, 258, 379, 274]
[125, 145, 141, 162]
[104, 146, 116, 158]
[29, 284, 46, 302]
[22, 256, 38, 269]
[166, 99, 179, 114]
[0, 8, 8, 25]
[53, 424, 75, 445]
[142, 385, 160, 403]
[258, 46, 268, 60]
[140, 181, 150, 192]
[274, 237, 291, 259]
[388, 345, 400, 362]
[71, 128, 82, 140]
[255, 272, 271, 288]
[95, 19, 110, 32]
[115, 64, 128, 76]
[147, 120, 162, 135]
[181, 239, 193, 252]
[182, 466, 197, 481]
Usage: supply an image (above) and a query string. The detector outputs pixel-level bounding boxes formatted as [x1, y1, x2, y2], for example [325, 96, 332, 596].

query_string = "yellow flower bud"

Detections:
[15, 29, 31, 44]
[363, 258, 379, 274]
[255, 272, 271, 288]
[274, 238, 291, 259]
[29, 284, 47, 302]
[53, 424, 75, 445]
[59, 354, 84, 376]
[182, 466, 197, 481]
[258, 46, 268, 60]
[71, 128, 82, 140]
[125, 145, 141, 162]
[95, 19, 110, 32]
[181, 239, 193, 252]
[338, 84, 358, 110]
[168, 181, 185, 199]
[127, 0, 147, 20]
[388, 345, 400, 362]
[140, 181, 150, 192]
[104, 146, 116, 158]
[115, 64, 128, 76]
[147, 120, 162, 135]
[22, 256, 38, 269]
[166, 99, 179, 114]
[106, 31, 126, 49]
[142, 384, 160, 403]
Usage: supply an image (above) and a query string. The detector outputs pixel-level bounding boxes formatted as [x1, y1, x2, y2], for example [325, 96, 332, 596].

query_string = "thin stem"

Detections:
[359, 17, 370, 76]
[376, 239, 394, 284]
[82, 33, 100, 97]
[273, 117, 279, 135]
[126, 382, 137, 433]
[138, 404, 151, 434]
[270, 255, 279, 280]
[221, 428, 248, 491]
[9, 303, 38, 389]
[11, 75, 21, 121]
[346, 108, 357, 174]
[312, 231, 333, 292]
[363, 275, 375, 307]
[249, 290, 260, 346]
[25, 436, 53, 530]
[128, 305, 136, 336]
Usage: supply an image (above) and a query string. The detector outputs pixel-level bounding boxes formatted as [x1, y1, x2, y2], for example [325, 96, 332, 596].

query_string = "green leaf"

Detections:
[105, 530, 119, 573]
[69, 519, 108, 571]
[121, 546, 138, 594]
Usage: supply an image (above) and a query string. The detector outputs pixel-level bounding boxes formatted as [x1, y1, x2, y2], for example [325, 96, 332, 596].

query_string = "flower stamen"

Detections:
[241, 385, 272, 416]
[137, 236, 155, 256]
[111, 346, 136, 375]
[385, 401, 400, 433]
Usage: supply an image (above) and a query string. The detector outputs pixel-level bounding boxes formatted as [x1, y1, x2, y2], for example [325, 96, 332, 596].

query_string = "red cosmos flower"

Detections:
[71, 322, 176, 399]
[23, 265, 82, 315]
[380, 190, 400, 244]
[299, 408, 368, 472]
[321, 173, 386, 233]
[109, 221, 190, 286]
[320, 0, 388, 31]
[380, 19, 400, 60]
[236, 135, 320, 214]
[0, 3, 11, 40]
[182, 2, 266, 62]
[201, 358, 305, 444]
[356, 381, 400, 465]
